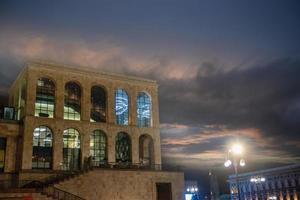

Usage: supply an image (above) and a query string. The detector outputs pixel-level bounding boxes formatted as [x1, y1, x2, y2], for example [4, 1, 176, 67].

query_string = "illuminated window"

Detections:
[35, 78, 55, 118]
[32, 126, 53, 169]
[64, 82, 81, 120]
[137, 92, 151, 127]
[115, 132, 131, 163]
[90, 86, 106, 122]
[115, 88, 129, 125]
[139, 134, 154, 166]
[63, 128, 81, 170]
[90, 130, 107, 166]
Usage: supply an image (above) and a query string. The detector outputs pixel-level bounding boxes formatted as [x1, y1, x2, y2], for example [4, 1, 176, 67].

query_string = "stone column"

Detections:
[81, 80, 91, 122]
[81, 126, 90, 168]
[55, 77, 64, 119]
[4, 136, 17, 172]
[293, 190, 298, 200]
[25, 73, 37, 117]
[286, 190, 291, 200]
[130, 89, 137, 126]
[154, 131, 162, 166]
[151, 87, 160, 128]
[107, 130, 115, 163]
[52, 127, 63, 170]
[279, 191, 284, 200]
[131, 133, 139, 164]
[21, 117, 34, 169]
[107, 84, 115, 124]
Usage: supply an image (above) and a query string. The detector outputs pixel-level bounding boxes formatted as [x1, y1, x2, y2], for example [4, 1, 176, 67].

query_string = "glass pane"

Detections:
[90, 86, 106, 122]
[32, 126, 52, 169]
[90, 130, 107, 166]
[115, 132, 131, 162]
[63, 128, 81, 170]
[137, 92, 151, 127]
[35, 78, 55, 118]
[64, 82, 81, 120]
[115, 89, 129, 125]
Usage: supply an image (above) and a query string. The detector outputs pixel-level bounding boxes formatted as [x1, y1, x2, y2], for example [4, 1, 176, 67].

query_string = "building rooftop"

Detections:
[26, 60, 157, 84]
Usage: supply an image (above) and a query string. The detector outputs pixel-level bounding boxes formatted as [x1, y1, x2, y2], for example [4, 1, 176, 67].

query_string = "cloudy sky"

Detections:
[1, 0, 300, 194]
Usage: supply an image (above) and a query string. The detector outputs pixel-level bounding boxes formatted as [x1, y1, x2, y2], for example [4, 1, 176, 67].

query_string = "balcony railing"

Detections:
[86, 160, 162, 171]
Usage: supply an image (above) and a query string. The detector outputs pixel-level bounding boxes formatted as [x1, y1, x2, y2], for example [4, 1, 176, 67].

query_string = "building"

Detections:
[228, 164, 300, 200]
[0, 61, 184, 200]
[209, 170, 220, 200]
[184, 180, 200, 200]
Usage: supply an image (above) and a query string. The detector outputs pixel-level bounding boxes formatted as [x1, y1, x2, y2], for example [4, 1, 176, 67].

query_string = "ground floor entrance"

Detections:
[156, 182, 172, 200]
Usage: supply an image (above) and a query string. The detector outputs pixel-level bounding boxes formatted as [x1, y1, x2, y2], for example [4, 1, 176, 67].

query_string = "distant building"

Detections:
[210, 170, 220, 200]
[185, 180, 200, 200]
[0, 61, 184, 200]
[228, 164, 300, 200]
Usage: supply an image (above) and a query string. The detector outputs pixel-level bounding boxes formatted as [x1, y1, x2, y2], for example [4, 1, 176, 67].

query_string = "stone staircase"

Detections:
[0, 170, 89, 200]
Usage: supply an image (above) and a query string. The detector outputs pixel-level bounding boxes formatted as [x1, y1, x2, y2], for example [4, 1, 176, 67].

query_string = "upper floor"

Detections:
[8, 61, 160, 129]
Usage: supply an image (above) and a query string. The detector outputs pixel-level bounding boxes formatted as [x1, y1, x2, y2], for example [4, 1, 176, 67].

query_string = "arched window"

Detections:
[90, 86, 106, 122]
[64, 82, 81, 120]
[90, 130, 107, 166]
[115, 132, 131, 163]
[32, 126, 53, 169]
[63, 128, 81, 170]
[115, 88, 129, 125]
[35, 78, 55, 118]
[137, 92, 151, 127]
[139, 134, 154, 166]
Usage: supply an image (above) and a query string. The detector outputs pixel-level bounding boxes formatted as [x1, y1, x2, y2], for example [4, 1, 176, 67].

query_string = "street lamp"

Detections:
[224, 143, 246, 200]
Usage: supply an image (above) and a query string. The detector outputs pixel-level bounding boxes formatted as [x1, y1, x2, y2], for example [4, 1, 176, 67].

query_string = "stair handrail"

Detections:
[43, 185, 85, 200]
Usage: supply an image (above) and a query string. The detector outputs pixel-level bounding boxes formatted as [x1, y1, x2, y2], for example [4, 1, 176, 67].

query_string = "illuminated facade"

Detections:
[228, 164, 300, 200]
[0, 61, 184, 200]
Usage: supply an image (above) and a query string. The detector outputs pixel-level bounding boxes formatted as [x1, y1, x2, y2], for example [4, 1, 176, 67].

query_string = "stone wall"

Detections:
[56, 169, 184, 200]
[0, 121, 20, 172]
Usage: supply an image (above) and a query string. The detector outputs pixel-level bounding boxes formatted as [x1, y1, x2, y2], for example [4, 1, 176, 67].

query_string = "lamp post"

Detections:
[224, 143, 246, 200]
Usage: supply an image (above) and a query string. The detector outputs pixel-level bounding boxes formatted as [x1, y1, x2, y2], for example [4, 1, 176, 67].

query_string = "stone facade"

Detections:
[9, 61, 162, 170]
[0, 61, 184, 200]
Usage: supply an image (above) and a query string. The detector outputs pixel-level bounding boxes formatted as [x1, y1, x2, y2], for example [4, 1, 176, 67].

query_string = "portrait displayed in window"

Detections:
[137, 92, 151, 127]
[115, 88, 129, 125]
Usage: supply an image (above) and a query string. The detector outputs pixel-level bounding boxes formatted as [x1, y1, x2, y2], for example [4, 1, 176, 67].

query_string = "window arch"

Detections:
[35, 77, 55, 118]
[137, 92, 151, 127]
[90, 86, 106, 122]
[115, 88, 129, 125]
[32, 126, 53, 169]
[139, 134, 154, 166]
[115, 132, 131, 163]
[64, 82, 81, 120]
[90, 130, 107, 166]
[63, 128, 81, 170]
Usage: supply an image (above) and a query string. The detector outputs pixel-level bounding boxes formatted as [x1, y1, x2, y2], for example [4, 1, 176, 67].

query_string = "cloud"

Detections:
[0, 27, 299, 173]
[0, 29, 199, 82]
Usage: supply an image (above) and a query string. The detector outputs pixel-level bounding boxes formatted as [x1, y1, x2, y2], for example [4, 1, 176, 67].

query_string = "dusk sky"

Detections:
[1, 0, 300, 194]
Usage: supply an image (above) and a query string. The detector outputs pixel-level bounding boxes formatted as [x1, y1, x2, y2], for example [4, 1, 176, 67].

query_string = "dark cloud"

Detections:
[158, 58, 300, 139]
